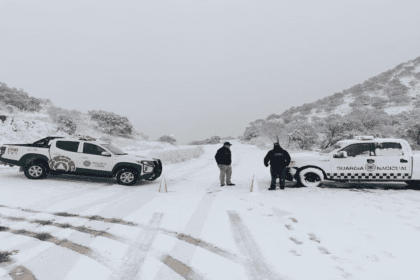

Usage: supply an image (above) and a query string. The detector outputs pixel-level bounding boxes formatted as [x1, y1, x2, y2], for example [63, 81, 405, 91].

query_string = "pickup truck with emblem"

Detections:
[0, 136, 162, 186]
[290, 136, 420, 189]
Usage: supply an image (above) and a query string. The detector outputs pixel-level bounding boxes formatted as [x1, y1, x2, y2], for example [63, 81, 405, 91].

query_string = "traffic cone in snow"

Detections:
[250, 175, 259, 193]
[159, 176, 167, 193]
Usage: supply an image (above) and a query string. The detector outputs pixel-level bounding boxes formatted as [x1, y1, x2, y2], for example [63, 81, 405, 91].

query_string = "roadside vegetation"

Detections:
[243, 55, 420, 150]
[188, 135, 236, 145]
[0, 84, 205, 165]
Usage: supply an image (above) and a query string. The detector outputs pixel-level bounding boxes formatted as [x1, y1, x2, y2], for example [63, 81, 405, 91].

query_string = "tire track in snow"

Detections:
[9, 265, 38, 280]
[161, 254, 204, 280]
[227, 211, 281, 280]
[0, 214, 118, 240]
[1, 205, 242, 266]
[108, 212, 163, 280]
[156, 193, 217, 279]
[0, 225, 115, 270]
[9, 229, 91, 256]
[173, 232, 243, 265]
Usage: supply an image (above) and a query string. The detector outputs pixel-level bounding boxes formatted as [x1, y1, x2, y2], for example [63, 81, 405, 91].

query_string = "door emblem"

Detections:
[365, 163, 376, 172]
[83, 160, 91, 167]
[49, 156, 76, 172]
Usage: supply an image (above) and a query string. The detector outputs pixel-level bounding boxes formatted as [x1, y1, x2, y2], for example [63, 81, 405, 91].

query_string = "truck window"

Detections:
[340, 143, 374, 157]
[374, 142, 404, 156]
[83, 143, 106, 156]
[56, 141, 80, 153]
[321, 141, 346, 154]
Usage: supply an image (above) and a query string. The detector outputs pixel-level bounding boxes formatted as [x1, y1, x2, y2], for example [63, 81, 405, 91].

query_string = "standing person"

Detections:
[215, 142, 235, 187]
[264, 142, 291, 190]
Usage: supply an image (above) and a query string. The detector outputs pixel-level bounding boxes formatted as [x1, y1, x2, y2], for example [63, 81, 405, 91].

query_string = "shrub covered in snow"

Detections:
[88, 110, 133, 137]
[46, 106, 82, 124]
[57, 115, 77, 135]
[158, 135, 177, 145]
[189, 135, 221, 145]
[0, 82, 42, 112]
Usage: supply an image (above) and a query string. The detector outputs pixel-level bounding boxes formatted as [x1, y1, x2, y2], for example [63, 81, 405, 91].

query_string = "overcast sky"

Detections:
[1, 0, 420, 143]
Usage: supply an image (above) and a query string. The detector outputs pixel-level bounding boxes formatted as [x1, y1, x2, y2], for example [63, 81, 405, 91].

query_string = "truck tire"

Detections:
[405, 181, 420, 190]
[297, 167, 324, 188]
[24, 161, 49, 180]
[116, 168, 138, 186]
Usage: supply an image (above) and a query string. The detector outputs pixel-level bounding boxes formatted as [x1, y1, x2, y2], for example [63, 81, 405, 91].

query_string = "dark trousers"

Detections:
[270, 167, 286, 188]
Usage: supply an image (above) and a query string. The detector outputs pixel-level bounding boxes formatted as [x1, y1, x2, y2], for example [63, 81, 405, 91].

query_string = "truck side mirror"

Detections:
[101, 151, 111, 157]
[333, 151, 348, 158]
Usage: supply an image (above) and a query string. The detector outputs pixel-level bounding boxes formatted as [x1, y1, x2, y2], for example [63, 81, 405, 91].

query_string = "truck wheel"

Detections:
[116, 168, 138, 186]
[24, 162, 48, 180]
[405, 181, 420, 190]
[297, 168, 324, 188]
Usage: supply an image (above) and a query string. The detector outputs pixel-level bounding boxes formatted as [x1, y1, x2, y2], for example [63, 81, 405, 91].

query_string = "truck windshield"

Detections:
[321, 141, 346, 154]
[102, 144, 127, 155]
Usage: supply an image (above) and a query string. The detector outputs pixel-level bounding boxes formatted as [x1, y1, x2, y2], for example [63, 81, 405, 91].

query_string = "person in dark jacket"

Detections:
[215, 142, 235, 187]
[264, 142, 291, 190]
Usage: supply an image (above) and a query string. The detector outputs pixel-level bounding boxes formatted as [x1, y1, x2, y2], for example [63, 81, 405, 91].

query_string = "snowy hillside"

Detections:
[243, 55, 420, 151]
[1, 140, 420, 280]
[283, 55, 420, 121]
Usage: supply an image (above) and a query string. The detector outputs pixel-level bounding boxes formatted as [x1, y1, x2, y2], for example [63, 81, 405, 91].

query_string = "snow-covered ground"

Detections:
[1, 140, 420, 280]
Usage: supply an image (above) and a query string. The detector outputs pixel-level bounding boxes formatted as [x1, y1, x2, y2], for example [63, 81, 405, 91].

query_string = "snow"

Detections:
[306, 95, 355, 120]
[400, 77, 414, 87]
[1, 140, 420, 279]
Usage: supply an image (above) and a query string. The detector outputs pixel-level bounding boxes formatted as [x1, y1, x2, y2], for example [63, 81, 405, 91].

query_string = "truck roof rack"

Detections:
[354, 136, 374, 140]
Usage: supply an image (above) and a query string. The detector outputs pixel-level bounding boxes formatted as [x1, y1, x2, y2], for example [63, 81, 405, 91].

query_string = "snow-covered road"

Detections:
[1, 141, 420, 279]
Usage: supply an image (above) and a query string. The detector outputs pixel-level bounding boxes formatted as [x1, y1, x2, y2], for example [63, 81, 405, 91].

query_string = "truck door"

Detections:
[371, 142, 411, 180]
[77, 142, 113, 174]
[49, 140, 80, 173]
[330, 143, 375, 180]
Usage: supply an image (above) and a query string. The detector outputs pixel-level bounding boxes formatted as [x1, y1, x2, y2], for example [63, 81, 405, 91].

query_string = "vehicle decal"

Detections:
[92, 162, 106, 168]
[338, 165, 407, 171]
[365, 163, 376, 172]
[337, 166, 364, 171]
[8, 148, 18, 155]
[327, 173, 411, 180]
[83, 160, 91, 167]
[49, 156, 76, 172]
[376, 166, 407, 171]
[27, 148, 38, 152]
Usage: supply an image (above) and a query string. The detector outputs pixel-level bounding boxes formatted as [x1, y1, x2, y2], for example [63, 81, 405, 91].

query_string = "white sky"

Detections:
[1, 0, 420, 143]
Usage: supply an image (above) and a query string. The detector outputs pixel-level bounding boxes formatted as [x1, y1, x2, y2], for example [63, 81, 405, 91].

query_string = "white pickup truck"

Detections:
[0, 136, 162, 185]
[291, 136, 420, 189]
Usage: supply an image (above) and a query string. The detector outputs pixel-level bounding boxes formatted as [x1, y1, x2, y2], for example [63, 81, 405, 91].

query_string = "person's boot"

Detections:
[227, 183, 235, 186]
[280, 185, 285, 190]
[268, 185, 276, 190]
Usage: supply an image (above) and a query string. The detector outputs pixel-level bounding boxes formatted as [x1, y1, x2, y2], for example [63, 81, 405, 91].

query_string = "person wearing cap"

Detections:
[264, 142, 291, 190]
[215, 142, 235, 187]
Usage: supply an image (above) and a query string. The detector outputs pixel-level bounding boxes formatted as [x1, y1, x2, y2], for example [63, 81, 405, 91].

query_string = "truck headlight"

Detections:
[139, 160, 156, 167]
